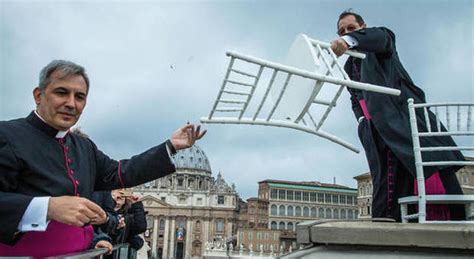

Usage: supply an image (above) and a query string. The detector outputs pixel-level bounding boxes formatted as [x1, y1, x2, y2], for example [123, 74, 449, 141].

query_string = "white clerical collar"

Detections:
[34, 110, 69, 138]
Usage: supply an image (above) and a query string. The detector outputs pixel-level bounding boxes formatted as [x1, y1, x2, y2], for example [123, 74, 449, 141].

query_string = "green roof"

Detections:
[268, 183, 357, 194]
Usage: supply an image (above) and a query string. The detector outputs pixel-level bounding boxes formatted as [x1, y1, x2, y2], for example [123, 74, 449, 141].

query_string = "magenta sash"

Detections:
[413, 172, 451, 220]
[358, 99, 371, 120]
[0, 220, 93, 258]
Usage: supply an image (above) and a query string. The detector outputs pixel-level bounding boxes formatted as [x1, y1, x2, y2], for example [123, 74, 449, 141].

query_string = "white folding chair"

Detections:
[200, 34, 400, 153]
[398, 98, 474, 223]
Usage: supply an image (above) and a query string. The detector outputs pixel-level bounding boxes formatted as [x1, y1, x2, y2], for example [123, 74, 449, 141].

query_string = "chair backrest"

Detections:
[201, 34, 400, 153]
[407, 98, 474, 221]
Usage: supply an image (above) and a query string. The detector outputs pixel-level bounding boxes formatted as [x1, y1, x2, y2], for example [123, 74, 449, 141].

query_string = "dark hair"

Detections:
[337, 9, 365, 30]
[39, 60, 90, 93]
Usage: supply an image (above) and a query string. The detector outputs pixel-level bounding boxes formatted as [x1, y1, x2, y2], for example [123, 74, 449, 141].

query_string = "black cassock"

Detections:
[344, 27, 465, 221]
[0, 112, 176, 244]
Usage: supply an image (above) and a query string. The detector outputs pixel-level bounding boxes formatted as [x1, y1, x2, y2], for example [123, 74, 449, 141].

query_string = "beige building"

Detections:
[133, 145, 239, 259]
[237, 228, 280, 254]
[353, 157, 474, 218]
[353, 172, 372, 219]
[257, 179, 358, 250]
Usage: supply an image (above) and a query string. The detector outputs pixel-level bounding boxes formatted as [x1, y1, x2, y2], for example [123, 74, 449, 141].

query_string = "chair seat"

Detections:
[399, 195, 474, 204]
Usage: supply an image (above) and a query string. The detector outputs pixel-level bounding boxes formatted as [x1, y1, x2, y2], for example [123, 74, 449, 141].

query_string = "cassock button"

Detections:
[76, 180, 79, 185]
[71, 170, 74, 174]
[67, 159, 71, 163]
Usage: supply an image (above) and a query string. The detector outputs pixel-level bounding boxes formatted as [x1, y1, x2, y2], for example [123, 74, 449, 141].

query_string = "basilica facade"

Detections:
[132, 145, 239, 259]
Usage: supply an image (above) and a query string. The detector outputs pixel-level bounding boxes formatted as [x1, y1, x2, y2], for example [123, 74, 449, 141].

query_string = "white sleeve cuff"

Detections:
[341, 35, 359, 49]
[18, 197, 51, 232]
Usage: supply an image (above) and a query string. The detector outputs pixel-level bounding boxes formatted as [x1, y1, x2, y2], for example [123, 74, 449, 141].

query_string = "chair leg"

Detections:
[400, 203, 408, 223]
[466, 202, 473, 220]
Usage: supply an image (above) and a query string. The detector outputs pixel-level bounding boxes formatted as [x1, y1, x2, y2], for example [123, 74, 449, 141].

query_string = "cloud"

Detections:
[1, 1, 472, 199]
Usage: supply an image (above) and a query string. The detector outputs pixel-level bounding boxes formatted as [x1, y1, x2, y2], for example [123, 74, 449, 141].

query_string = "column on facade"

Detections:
[152, 217, 159, 257]
[225, 220, 233, 238]
[163, 217, 170, 258]
[169, 217, 176, 258]
[185, 218, 193, 258]
[202, 219, 210, 255]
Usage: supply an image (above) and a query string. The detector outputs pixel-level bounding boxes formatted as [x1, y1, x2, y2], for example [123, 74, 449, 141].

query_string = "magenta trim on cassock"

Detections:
[414, 171, 451, 220]
[118, 160, 124, 188]
[0, 221, 93, 258]
[359, 99, 372, 120]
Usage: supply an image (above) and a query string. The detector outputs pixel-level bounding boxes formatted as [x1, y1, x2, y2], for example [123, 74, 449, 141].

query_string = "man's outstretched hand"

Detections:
[170, 124, 207, 150]
[47, 196, 107, 227]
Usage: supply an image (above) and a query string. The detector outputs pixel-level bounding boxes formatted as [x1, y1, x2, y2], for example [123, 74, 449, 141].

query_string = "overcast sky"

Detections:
[1, 0, 473, 199]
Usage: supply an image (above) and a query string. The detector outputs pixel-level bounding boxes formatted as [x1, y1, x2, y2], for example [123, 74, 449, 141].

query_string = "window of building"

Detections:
[159, 219, 165, 230]
[340, 195, 346, 204]
[310, 192, 317, 202]
[287, 206, 294, 216]
[279, 222, 285, 230]
[271, 189, 278, 199]
[179, 197, 186, 204]
[271, 205, 277, 215]
[318, 193, 324, 203]
[216, 219, 225, 233]
[161, 197, 166, 202]
[303, 192, 309, 201]
[462, 174, 469, 185]
[287, 222, 294, 231]
[295, 206, 301, 216]
[334, 209, 340, 219]
[319, 208, 325, 218]
[310, 207, 317, 217]
[248, 232, 253, 240]
[287, 190, 294, 200]
[326, 208, 332, 218]
[303, 207, 309, 217]
[218, 195, 225, 205]
[270, 221, 277, 230]
[197, 198, 203, 205]
[348, 210, 354, 219]
[279, 205, 285, 216]
[348, 196, 354, 205]
[295, 191, 302, 201]
[178, 178, 184, 187]
[279, 190, 286, 200]
[340, 209, 346, 219]
[195, 220, 201, 232]
[325, 194, 331, 203]
[332, 194, 338, 204]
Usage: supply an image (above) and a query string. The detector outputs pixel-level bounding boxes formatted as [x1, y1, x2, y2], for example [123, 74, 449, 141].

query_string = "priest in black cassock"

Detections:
[0, 60, 206, 257]
[330, 10, 465, 222]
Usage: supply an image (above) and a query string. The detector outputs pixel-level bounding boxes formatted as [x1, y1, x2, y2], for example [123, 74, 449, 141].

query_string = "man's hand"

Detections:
[117, 215, 126, 229]
[330, 38, 349, 57]
[170, 124, 207, 150]
[95, 240, 113, 254]
[47, 196, 107, 226]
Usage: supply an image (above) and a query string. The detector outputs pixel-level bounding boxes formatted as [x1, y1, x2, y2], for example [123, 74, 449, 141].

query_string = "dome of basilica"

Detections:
[174, 145, 212, 173]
